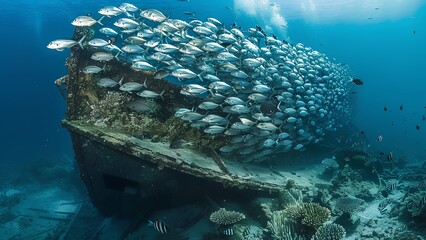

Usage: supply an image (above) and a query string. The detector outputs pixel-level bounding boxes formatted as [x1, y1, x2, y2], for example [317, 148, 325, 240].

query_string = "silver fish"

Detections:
[137, 90, 164, 99]
[155, 44, 179, 53]
[98, 6, 123, 17]
[140, 9, 167, 22]
[119, 3, 139, 12]
[257, 122, 278, 132]
[123, 36, 146, 45]
[230, 105, 251, 114]
[113, 18, 139, 29]
[91, 52, 115, 61]
[193, 26, 214, 35]
[181, 84, 208, 96]
[131, 61, 156, 72]
[198, 101, 220, 110]
[97, 78, 118, 88]
[120, 81, 146, 92]
[202, 114, 228, 125]
[72, 16, 104, 27]
[122, 44, 144, 54]
[47, 35, 86, 51]
[82, 65, 104, 74]
[99, 27, 119, 36]
[181, 112, 204, 121]
[172, 68, 196, 79]
[224, 97, 245, 105]
[174, 108, 192, 117]
[204, 126, 225, 134]
[209, 81, 233, 92]
[88, 38, 110, 47]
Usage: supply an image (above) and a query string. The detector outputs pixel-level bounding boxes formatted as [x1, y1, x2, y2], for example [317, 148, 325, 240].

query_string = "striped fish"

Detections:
[223, 228, 234, 236]
[386, 152, 393, 161]
[378, 198, 393, 214]
[149, 220, 168, 234]
[387, 182, 397, 191]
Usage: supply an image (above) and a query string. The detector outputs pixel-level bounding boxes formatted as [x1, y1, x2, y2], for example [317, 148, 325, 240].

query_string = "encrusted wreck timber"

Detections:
[62, 120, 284, 193]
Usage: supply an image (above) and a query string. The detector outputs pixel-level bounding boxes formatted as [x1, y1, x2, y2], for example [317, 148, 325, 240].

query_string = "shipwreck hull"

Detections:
[62, 119, 288, 216]
[58, 28, 335, 216]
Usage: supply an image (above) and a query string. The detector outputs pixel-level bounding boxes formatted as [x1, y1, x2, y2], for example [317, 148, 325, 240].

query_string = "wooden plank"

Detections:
[62, 120, 285, 193]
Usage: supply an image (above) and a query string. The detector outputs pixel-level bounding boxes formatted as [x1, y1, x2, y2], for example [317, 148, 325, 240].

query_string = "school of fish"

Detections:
[48, 3, 355, 159]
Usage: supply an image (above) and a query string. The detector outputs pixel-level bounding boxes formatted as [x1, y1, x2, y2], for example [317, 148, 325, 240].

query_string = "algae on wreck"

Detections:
[63, 31, 229, 156]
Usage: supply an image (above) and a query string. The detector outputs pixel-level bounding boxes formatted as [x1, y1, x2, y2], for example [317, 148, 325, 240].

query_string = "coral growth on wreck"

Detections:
[311, 223, 346, 240]
[209, 208, 246, 225]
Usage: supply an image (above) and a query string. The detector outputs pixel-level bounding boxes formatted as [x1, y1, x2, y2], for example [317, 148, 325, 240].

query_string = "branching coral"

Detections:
[403, 192, 426, 218]
[301, 203, 331, 230]
[285, 203, 330, 230]
[278, 189, 303, 209]
[285, 203, 305, 219]
[311, 223, 346, 240]
[334, 197, 364, 213]
[237, 225, 265, 240]
[267, 210, 306, 240]
[209, 208, 245, 225]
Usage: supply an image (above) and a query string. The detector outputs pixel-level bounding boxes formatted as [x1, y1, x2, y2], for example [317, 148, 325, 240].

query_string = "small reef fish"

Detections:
[386, 152, 393, 162]
[222, 228, 235, 236]
[384, 106, 388, 111]
[148, 220, 168, 234]
[184, 11, 195, 16]
[400, 104, 404, 111]
[416, 124, 421, 130]
[377, 135, 383, 142]
[351, 78, 363, 85]
[378, 198, 392, 214]
[379, 207, 387, 214]
[387, 182, 397, 191]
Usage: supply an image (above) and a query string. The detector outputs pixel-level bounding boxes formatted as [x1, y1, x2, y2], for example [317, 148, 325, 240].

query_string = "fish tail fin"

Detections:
[114, 52, 121, 61]
[97, 16, 105, 26]
[159, 90, 165, 100]
[197, 75, 203, 82]
[197, 71, 205, 82]
[143, 78, 148, 88]
[77, 35, 86, 49]
[147, 220, 154, 227]
[119, 77, 124, 86]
